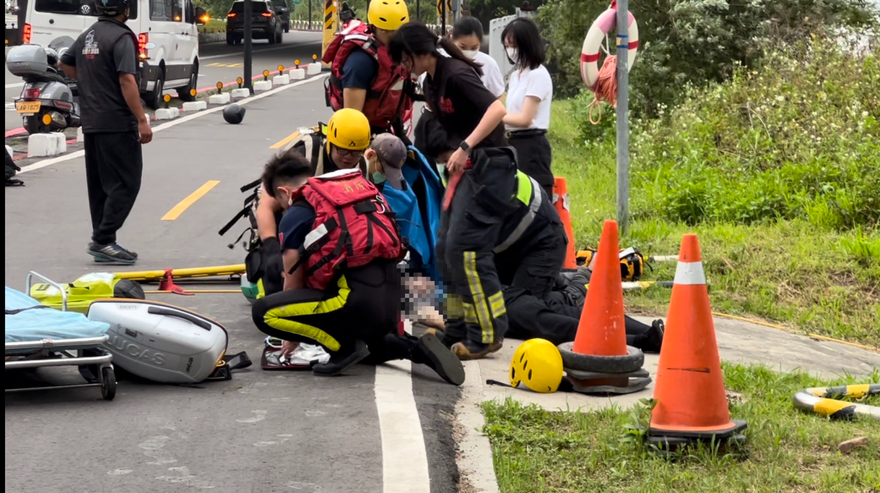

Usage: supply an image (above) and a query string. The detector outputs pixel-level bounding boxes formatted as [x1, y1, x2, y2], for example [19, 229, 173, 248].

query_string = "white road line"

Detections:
[375, 360, 431, 493]
[5, 82, 24, 89]
[19, 74, 327, 174]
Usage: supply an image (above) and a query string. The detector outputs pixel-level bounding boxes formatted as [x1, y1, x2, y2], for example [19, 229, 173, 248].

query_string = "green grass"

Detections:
[550, 99, 880, 348]
[483, 364, 880, 492]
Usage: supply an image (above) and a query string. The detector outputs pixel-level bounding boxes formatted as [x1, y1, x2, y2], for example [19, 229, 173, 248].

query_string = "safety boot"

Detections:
[312, 340, 370, 376]
[412, 332, 465, 386]
[451, 338, 503, 361]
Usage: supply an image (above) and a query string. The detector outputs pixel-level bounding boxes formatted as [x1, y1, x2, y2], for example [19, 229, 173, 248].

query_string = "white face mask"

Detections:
[462, 49, 479, 60]
[506, 47, 518, 63]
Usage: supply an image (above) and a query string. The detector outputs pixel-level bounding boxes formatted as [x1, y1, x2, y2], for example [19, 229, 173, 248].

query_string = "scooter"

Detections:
[6, 41, 81, 135]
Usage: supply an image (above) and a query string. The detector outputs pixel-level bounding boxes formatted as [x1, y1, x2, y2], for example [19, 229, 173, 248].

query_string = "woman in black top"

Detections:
[388, 22, 507, 175]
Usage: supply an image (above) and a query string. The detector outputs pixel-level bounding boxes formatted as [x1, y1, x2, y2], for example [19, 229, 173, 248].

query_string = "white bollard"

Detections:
[253, 80, 273, 93]
[55, 133, 67, 154]
[208, 93, 231, 105]
[154, 108, 178, 120]
[182, 101, 207, 112]
[288, 68, 306, 80]
[307, 63, 322, 76]
[76, 127, 84, 142]
[231, 88, 251, 100]
[27, 133, 60, 157]
[272, 74, 290, 87]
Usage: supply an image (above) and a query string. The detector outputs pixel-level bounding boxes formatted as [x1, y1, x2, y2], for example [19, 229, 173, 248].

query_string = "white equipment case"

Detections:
[87, 299, 246, 384]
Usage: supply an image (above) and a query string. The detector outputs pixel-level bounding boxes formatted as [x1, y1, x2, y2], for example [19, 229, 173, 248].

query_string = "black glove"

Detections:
[260, 237, 285, 296]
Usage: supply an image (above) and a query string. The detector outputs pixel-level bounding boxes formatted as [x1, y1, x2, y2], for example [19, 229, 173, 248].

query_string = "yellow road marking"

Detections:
[161, 180, 220, 221]
[271, 129, 302, 149]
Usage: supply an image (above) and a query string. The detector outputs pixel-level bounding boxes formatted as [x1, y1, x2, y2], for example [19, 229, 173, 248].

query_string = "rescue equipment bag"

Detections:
[87, 299, 251, 384]
[577, 247, 648, 282]
[289, 168, 406, 291]
[28, 272, 145, 313]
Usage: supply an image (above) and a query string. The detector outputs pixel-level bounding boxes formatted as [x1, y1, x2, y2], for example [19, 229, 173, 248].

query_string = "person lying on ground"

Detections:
[251, 149, 464, 384]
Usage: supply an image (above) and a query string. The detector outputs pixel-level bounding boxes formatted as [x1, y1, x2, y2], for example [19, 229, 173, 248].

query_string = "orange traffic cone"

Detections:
[572, 220, 627, 356]
[553, 177, 578, 270]
[648, 234, 746, 448]
[557, 220, 650, 395]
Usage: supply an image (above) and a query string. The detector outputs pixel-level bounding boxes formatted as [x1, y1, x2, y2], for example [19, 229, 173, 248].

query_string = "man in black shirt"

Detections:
[60, 0, 152, 265]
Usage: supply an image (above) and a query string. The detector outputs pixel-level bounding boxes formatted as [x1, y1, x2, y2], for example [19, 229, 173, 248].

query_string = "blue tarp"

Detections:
[5, 286, 109, 344]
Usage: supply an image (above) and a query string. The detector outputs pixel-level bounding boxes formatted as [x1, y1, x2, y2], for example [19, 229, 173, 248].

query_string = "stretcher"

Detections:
[5, 272, 117, 401]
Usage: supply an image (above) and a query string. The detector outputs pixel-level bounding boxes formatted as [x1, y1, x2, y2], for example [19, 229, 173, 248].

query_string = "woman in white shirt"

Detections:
[501, 17, 554, 197]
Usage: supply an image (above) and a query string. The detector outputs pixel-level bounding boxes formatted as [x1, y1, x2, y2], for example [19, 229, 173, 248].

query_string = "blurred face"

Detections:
[329, 144, 365, 169]
[454, 34, 481, 59]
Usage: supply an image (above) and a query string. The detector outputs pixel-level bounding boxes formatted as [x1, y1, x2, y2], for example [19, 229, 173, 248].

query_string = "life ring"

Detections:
[580, 7, 639, 91]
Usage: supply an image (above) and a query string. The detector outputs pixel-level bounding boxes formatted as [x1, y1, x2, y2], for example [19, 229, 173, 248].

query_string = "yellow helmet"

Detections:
[368, 0, 409, 32]
[510, 339, 564, 393]
[326, 108, 371, 151]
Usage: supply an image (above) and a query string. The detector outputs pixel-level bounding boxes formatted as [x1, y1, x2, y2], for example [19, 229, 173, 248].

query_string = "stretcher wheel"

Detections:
[557, 343, 644, 373]
[101, 367, 117, 401]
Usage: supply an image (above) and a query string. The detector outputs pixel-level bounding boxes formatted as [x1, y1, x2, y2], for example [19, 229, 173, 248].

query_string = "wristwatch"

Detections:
[459, 141, 471, 152]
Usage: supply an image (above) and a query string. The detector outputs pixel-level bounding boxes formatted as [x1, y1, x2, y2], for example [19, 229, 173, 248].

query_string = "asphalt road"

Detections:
[5, 32, 323, 132]
[5, 77, 461, 493]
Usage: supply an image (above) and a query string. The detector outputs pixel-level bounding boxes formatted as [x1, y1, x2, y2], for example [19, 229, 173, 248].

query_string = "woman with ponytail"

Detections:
[389, 22, 507, 175]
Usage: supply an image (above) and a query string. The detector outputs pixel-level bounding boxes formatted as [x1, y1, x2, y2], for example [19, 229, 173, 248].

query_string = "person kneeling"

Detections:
[251, 149, 464, 384]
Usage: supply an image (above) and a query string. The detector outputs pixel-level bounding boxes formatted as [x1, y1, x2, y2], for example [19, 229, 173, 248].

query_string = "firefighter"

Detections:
[251, 150, 464, 384]
[250, 109, 372, 299]
[322, 0, 413, 138]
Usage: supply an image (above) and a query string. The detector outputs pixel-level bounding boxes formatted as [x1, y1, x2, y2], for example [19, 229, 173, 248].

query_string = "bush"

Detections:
[630, 37, 880, 229]
[538, 0, 878, 117]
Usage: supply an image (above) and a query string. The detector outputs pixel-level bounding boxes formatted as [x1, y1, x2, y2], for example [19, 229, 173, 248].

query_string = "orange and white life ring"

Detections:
[580, 7, 639, 91]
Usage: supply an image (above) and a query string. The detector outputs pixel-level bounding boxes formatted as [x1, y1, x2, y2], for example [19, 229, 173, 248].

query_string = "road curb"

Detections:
[455, 361, 500, 493]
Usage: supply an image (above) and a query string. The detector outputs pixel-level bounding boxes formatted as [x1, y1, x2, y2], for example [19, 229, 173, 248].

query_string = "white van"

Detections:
[22, 0, 206, 108]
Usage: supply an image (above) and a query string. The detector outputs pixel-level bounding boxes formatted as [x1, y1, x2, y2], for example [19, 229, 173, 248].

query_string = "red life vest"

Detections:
[323, 23, 411, 131]
[289, 169, 406, 291]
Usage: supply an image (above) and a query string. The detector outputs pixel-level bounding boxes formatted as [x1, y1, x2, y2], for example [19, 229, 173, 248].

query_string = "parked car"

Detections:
[226, 0, 283, 45]
[21, 0, 207, 109]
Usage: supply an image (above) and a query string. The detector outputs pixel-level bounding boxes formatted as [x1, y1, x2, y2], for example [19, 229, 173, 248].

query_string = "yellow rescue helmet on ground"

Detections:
[510, 339, 564, 393]
[326, 108, 371, 151]
[368, 0, 409, 31]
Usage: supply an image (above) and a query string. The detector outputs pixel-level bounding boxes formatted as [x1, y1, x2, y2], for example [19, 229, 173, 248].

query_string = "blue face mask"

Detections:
[372, 172, 386, 184]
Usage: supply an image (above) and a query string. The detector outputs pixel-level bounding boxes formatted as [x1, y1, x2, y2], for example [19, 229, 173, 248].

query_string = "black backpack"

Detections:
[6, 147, 23, 187]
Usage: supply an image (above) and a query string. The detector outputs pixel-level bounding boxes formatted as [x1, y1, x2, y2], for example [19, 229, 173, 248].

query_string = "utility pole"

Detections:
[616, 0, 629, 235]
[244, 0, 253, 93]
[308, 0, 312, 29]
